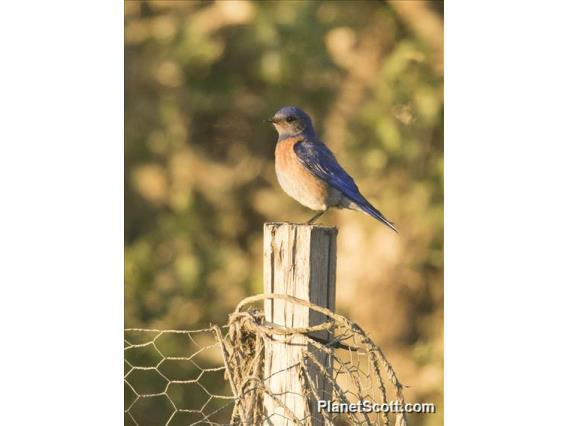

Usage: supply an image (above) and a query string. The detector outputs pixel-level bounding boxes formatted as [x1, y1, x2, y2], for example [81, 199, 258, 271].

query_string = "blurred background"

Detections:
[125, 0, 443, 424]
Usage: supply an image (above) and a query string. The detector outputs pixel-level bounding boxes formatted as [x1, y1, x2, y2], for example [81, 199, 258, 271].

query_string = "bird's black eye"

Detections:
[286, 116, 296, 123]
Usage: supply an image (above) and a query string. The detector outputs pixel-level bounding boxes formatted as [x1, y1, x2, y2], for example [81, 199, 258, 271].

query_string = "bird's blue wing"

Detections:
[294, 140, 361, 200]
[294, 139, 397, 232]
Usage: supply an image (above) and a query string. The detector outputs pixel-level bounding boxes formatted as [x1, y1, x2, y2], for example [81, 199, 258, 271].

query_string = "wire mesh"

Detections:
[124, 294, 406, 426]
[124, 327, 235, 426]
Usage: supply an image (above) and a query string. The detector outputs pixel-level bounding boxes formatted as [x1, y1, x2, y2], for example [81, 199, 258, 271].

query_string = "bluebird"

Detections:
[267, 106, 397, 232]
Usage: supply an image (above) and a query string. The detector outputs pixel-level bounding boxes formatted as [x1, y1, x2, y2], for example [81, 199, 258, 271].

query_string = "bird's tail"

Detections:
[354, 198, 398, 233]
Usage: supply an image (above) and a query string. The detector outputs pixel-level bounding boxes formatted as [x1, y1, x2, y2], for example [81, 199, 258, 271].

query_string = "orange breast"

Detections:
[275, 137, 330, 211]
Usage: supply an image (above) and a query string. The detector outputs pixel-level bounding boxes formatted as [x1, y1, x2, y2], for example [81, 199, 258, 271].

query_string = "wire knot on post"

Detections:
[216, 293, 407, 426]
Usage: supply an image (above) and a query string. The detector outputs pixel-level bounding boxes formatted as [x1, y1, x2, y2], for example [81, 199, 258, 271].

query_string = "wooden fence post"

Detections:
[263, 222, 337, 425]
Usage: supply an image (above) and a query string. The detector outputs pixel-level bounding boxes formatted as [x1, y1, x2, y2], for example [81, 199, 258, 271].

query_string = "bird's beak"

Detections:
[265, 118, 276, 123]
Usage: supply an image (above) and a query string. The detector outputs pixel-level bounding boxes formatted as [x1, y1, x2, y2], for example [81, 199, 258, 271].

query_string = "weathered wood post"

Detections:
[263, 222, 337, 425]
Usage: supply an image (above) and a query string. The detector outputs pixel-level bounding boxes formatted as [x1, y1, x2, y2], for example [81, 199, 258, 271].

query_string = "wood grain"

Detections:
[263, 222, 337, 425]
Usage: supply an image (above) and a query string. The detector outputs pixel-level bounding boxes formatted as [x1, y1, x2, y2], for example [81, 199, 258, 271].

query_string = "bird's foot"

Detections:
[306, 209, 328, 225]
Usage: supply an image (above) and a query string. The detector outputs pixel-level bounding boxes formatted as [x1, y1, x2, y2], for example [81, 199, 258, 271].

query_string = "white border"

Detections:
[446, 2, 568, 424]
[0, 2, 123, 424]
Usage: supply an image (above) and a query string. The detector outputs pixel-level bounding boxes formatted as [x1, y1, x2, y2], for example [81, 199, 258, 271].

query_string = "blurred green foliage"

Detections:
[125, 1, 443, 424]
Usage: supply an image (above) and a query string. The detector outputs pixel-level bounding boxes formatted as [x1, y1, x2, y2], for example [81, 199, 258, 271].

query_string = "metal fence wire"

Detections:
[125, 294, 406, 426]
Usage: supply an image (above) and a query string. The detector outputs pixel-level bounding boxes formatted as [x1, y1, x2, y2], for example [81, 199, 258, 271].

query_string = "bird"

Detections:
[267, 106, 398, 232]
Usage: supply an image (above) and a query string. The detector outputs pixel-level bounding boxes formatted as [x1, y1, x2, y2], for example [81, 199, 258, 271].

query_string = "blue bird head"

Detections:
[267, 106, 316, 140]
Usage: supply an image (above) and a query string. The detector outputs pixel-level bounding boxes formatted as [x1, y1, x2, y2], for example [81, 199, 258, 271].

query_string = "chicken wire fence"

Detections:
[125, 294, 406, 426]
